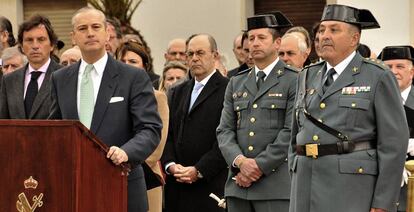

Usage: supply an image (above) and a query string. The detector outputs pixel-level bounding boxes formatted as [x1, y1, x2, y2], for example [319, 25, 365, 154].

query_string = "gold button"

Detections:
[320, 103, 326, 109]
[357, 167, 364, 173]
[312, 135, 319, 141]
[236, 106, 240, 110]
[248, 146, 254, 151]
[253, 104, 258, 108]
[271, 104, 276, 109]
[318, 119, 323, 123]
[272, 169, 276, 172]
[249, 131, 255, 136]
[250, 117, 256, 123]
[351, 103, 356, 107]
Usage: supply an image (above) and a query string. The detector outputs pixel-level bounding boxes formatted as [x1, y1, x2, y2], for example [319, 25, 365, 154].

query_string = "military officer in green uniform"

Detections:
[378, 45, 414, 212]
[290, 4, 409, 212]
[217, 12, 297, 212]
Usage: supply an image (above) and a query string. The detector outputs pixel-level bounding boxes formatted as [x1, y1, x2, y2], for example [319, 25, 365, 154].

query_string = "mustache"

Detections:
[320, 40, 333, 47]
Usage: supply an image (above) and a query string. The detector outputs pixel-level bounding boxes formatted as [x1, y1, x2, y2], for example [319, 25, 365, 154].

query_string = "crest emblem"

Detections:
[16, 176, 44, 212]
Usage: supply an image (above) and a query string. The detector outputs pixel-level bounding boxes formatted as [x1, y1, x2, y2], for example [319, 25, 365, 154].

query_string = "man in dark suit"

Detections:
[48, 7, 161, 212]
[378, 45, 414, 212]
[161, 33, 228, 212]
[0, 15, 61, 119]
[217, 13, 296, 212]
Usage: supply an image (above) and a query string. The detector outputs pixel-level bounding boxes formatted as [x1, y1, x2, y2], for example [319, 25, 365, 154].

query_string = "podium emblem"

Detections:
[16, 176, 44, 212]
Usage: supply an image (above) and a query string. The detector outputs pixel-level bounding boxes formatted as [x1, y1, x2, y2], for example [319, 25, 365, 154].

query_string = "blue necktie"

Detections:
[189, 82, 204, 111]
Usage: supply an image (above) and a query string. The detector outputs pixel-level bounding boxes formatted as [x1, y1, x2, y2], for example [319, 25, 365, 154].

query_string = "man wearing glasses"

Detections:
[161, 33, 228, 212]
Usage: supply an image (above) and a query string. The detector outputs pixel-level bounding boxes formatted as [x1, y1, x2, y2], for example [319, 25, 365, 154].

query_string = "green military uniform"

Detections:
[217, 59, 297, 211]
[289, 53, 409, 212]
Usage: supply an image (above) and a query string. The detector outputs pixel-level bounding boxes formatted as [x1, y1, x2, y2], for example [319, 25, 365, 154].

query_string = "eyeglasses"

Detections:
[186, 50, 213, 58]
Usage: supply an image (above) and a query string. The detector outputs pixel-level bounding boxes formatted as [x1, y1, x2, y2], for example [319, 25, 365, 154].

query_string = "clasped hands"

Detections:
[234, 157, 263, 188]
[107, 146, 129, 165]
[168, 164, 199, 184]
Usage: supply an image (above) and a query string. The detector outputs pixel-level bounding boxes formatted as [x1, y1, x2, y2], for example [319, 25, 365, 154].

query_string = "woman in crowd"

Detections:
[116, 40, 169, 212]
[158, 61, 188, 93]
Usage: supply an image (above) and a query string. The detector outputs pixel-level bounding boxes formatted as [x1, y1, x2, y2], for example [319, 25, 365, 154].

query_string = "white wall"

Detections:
[336, 0, 411, 55]
[131, 0, 254, 74]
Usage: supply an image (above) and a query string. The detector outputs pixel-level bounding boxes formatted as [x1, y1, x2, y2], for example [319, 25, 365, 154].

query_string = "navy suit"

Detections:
[49, 55, 162, 212]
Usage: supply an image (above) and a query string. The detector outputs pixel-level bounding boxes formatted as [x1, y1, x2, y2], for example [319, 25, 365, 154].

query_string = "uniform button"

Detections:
[351, 103, 356, 107]
[272, 169, 276, 172]
[320, 103, 326, 109]
[249, 131, 255, 136]
[318, 118, 323, 123]
[312, 135, 319, 141]
[357, 167, 364, 174]
[253, 104, 258, 109]
[271, 104, 276, 109]
[250, 117, 256, 123]
[236, 106, 240, 110]
[248, 146, 254, 151]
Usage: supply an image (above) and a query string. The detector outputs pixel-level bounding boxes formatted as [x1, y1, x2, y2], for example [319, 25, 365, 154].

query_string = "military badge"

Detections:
[342, 86, 371, 95]
[232, 93, 237, 99]
[242, 92, 248, 98]
[268, 93, 283, 97]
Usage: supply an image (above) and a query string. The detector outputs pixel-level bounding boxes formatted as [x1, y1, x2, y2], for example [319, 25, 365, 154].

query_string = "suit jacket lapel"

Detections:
[405, 86, 414, 110]
[321, 54, 362, 101]
[64, 62, 81, 119]
[29, 60, 60, 118]
[243, 68, 258, 97]
[14, 66, 27, 118]
[90, 56, 119, 134]
[189, 71, 220, 114]
[253, 60, 282, 102]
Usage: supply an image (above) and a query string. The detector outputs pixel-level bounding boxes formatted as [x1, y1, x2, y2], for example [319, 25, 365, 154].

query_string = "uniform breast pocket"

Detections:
[339, 97, 370, 129]
[234, 100, 249, 129]
[260, 99, 287, 128]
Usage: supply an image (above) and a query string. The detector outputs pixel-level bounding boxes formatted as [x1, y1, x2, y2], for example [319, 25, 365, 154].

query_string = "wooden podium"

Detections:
[0, 120, 128, 212]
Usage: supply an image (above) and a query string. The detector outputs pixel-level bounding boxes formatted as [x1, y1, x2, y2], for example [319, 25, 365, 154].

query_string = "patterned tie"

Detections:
[322, 68, 336, 93]
[189, 82, 204, 111]
[79, 64, 95, 129]
[24, 71, 42, 117]
[256, 71, 266, 90]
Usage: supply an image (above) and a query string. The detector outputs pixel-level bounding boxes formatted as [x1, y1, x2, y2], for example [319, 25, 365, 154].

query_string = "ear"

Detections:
[71, 31, 76, 46]
[212, 51, 219, 59]
[350, 32, 360, 48]
[164, 53, 168, 60]
[274, 37, 281, 50]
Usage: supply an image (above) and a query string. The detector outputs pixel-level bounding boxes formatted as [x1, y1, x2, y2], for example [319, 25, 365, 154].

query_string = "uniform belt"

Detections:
[296, 141, 374, 158]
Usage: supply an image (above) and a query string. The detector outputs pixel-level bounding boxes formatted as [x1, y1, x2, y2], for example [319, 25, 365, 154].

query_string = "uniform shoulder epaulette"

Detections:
[363, 57, 388, 70]
[303, 60, 325, 70]
[235, 67, 253, 76]
[284, 64, 298, 73]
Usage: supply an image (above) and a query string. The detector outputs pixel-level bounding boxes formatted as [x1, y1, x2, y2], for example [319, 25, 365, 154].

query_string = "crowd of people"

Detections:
[0, 3, 413, 212]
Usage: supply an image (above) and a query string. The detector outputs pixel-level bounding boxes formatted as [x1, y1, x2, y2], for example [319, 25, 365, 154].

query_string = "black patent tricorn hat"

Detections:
[378, 46, 414, 62]
[321, 4, 380, 29]
[247, 11, 293, 31]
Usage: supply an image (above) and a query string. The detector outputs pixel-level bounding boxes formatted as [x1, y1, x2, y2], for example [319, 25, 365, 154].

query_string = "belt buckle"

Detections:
[305, 143, 318, 159]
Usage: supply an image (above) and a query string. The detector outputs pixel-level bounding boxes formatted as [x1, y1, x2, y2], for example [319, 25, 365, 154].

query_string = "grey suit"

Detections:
[0, 59, 61, 119]
[290, 53, 409, 212]
[217, 59, 297, 211]
[49, 55, 162, 212]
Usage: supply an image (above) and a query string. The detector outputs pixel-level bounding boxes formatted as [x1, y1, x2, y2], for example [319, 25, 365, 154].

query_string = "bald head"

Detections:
[60, 47, 82, 66]
[165, 38, 187, 64]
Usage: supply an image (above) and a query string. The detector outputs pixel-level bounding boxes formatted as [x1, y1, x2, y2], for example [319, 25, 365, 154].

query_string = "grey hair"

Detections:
[71, 7, 107, 29]
[282, 33, 308, 53]
[1, 46, 27, 65]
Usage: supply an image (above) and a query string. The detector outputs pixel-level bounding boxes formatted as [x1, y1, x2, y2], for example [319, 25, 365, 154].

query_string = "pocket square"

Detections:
[109, 96, 124, 103]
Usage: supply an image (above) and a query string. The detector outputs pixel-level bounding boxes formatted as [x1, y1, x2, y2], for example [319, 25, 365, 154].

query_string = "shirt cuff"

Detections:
[165, 162, 176, 175]
[232, 154, 244, 168]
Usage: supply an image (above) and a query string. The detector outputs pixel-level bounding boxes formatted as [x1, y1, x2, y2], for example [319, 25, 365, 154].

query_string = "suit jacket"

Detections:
[217, 59, 297, 201]
[290, 53, 409, 212]
[161, 70, 228, 212]
[49, 55, 162, 212]
[0, 59, 61, 119]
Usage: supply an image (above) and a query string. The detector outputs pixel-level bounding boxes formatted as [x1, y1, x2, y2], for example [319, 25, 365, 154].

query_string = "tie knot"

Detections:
[30, 71, 42, 80]
[257, 71, 266, 80]
[326, 68, 336, 77]
[194, 82, 204, 91]
[84, 64, 94, 74]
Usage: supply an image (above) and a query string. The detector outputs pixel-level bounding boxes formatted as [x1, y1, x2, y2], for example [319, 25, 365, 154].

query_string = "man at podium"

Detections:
[49, 7, 162, 212]
[378, 45, 414, 212]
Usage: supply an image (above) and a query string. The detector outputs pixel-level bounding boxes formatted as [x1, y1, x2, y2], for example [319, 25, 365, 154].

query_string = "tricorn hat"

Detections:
[247, 11, 293, 31]
[321, 4, 380, 29]
[378, 46, 414, 62]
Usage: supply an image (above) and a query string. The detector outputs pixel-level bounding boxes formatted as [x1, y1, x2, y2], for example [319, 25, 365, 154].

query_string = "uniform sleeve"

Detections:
[371, 70, 409, 211]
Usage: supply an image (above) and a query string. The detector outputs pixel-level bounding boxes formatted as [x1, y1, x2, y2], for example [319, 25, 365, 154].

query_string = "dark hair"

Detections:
[106, 18, 122, 39]
[18, 15, 57, 47]
[357, 43, 371, 58]
[311, 22, 321, 42]
[0, 16, 16, 47]
[116, 40, 152, 72]
[241, 31, 248, 46]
